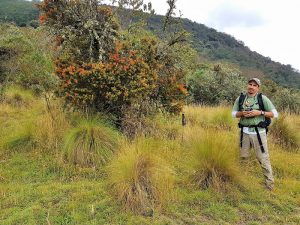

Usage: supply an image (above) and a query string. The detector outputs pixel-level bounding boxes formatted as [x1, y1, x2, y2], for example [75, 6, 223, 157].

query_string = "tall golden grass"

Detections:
[270, 114, 300, 151]
[107, 138, 175, 214]
[182, 126, 242, 190]
[183, 105, 236, 130]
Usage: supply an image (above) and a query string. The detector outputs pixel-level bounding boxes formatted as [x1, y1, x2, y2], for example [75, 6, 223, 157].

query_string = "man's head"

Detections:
[247, 78, 260, 96]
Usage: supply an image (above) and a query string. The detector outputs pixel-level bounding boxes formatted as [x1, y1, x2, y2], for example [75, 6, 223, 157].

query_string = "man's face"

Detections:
[247, 81, 259, 95]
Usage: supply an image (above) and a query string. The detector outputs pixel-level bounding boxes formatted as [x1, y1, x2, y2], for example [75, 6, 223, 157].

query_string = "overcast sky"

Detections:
[148, 0, 300, 71]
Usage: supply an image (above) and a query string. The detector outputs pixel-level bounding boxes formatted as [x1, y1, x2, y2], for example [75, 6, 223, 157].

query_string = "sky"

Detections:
[147, 0, 300, 71]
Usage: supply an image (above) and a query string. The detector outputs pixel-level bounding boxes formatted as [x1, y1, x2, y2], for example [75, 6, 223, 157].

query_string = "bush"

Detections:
[55, 40, 158, 116]
[274, 88, 300, 114]
[188, 64, 246, 105]
[38, 1, 190, 138]
[107, 138, 175, 214]
[62, 118, 121, 167]
[0, 24, 57, 93]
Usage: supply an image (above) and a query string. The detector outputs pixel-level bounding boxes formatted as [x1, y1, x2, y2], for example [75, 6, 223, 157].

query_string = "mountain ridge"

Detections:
[1, 0, 299, 88]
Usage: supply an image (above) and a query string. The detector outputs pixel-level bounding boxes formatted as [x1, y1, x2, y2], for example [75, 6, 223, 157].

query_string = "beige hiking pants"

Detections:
[240, 132, 274, 187]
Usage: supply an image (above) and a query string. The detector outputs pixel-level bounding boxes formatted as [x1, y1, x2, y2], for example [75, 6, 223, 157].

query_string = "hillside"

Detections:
[146, 16, 300, 89]
[0, 0, 39, 27]
[1, 0, 300, 88]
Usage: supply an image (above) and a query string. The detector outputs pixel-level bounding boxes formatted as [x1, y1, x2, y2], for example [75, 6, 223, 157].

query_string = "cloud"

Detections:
[206, 3, 265, 30]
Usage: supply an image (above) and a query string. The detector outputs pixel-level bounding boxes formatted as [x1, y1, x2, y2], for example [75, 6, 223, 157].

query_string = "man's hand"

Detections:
[243, 110, 261, 118]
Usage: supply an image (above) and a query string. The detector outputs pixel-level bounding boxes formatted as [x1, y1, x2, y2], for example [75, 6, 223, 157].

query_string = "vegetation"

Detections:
[36, 0, 194, 138]
[62, 118, 121, 167]
[1, 1, 300, 224]
[0, 23, 57, 95]
[0, 0, 39, 27]
[1, 0, 300, 89]
[1, 95, 300, 224]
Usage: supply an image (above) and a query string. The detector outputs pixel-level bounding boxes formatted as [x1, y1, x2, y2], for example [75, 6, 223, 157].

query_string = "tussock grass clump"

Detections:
[107, 138, 175, 214]
[62, 118, 121, 167]
[270, 115, 300, 151]
[185, 129, 240, 190]
[1, 86, 36, 107]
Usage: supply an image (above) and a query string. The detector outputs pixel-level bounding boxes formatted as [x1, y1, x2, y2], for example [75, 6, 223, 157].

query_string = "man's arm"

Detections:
[241, 110, 274, 118]
[233, 109, 275, 118]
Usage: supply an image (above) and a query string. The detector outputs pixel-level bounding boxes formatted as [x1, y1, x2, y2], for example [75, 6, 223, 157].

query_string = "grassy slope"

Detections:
[0, 94, 300, 225]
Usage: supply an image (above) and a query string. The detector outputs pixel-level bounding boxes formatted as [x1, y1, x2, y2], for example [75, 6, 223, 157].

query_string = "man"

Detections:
[232, 78, 278, 190]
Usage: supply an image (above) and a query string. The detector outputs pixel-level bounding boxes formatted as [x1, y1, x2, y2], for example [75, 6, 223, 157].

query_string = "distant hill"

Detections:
[0, 0, 39, 27]
[1, 0, 299, 88]
[146, 15, 300, 89]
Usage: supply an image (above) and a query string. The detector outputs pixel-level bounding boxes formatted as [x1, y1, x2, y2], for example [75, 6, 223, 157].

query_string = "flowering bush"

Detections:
[38, 0, 189, 135]
[56, 41, 157, 115]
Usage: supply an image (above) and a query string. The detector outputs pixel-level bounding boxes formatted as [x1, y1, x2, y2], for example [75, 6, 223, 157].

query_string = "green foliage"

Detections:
[273, 88, 300, 114]
[262, 79, 300, 114]
[62, 118, 121, 167]
[188, 64, 246, 105]
[0, 24, 57, 93]
[37, 1, 119, 63]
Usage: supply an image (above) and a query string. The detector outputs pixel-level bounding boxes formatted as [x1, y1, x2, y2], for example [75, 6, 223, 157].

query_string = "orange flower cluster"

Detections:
[36, 0, 60, 25]
[178, 83, 188, 95]
[55, 42, 158, 112]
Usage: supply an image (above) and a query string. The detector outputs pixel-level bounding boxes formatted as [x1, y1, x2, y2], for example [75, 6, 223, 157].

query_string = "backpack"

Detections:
[238, 93, 271, 132]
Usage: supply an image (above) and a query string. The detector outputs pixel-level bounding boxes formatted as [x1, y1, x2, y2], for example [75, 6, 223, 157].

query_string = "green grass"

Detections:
[1, 97, 300, 224]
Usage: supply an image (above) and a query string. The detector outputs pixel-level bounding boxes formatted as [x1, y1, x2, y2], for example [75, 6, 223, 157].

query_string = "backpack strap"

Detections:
[257, 93, 271, 134]
[238, 93, 245, 148]
[238, 93, 246, 111]
[257, 93, 265, 111]
[254, 126, 265, 153]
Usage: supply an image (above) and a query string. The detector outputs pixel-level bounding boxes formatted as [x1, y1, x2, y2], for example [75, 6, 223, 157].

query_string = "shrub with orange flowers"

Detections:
[55, 40, 158, 116]
[37, 0, 192, 135]
[55, 35, 188, 115]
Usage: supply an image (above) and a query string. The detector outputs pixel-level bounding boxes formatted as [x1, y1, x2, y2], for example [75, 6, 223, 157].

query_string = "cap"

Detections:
[248, 78, 261, 86]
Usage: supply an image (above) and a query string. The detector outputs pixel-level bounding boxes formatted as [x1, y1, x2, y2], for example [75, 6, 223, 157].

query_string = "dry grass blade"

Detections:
[107, 139, 175, 214]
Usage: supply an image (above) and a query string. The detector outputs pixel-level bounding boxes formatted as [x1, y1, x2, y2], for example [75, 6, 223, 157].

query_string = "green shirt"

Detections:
[232, 94, 276, 132]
